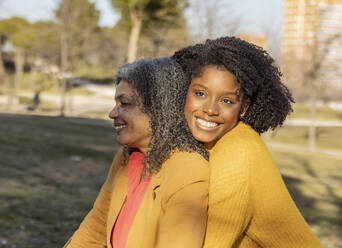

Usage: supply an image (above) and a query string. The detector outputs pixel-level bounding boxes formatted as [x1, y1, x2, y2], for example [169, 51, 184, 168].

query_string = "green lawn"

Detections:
[0, 114, 341, 247]
[0, 114, 118, 248]
[291, 103, 342, 120]
[268, 126, 342, 151]
[270, 149, 342, 248]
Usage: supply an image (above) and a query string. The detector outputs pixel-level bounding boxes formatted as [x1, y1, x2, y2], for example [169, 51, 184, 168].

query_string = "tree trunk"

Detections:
[60, 29, 68, 117]
[9, 47, 24, 106]
[0, 41, 5, 89]
[308, 81, 317, 152]
[127, 7, 143, 63]
[29, 65, 37, 92]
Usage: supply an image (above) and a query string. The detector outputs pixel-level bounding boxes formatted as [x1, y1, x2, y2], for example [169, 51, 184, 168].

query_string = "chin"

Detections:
[116, 137, 127, 146]
[193, 134, 217, 144]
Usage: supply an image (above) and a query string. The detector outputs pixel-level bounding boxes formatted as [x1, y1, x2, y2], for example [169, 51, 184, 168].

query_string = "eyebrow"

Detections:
[191, 83, 239, 96]
[115, 93, 130, 101]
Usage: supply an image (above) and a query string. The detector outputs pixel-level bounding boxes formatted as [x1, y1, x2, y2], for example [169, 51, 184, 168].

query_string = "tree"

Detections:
[0, 33, 5, 88]
[56, 0, 100, 116]
[56, 0, 100, 70]
[0, 17, 33, 104]
[187, 0, 244, 42]
[111, 0, 188, 62]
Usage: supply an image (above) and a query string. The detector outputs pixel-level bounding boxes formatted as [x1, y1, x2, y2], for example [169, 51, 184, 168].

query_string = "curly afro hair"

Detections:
[115, 57, 208, 174]
[172, 36, 294, 134]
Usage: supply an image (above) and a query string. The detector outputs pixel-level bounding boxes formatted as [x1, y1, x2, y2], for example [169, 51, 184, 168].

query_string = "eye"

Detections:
[222, 98, 233, 104]
[121, 101, 130, 106]
[194, 91, 205, 97]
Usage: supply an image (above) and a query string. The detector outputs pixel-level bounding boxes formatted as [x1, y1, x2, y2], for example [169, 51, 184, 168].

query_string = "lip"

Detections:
[113, 121, 127, 132]
[194, 117, 221, 131]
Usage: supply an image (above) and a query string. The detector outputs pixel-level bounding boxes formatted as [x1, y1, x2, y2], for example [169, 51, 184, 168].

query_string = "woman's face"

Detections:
[184, 66, 245, 145]
[109, 81, 152, 154]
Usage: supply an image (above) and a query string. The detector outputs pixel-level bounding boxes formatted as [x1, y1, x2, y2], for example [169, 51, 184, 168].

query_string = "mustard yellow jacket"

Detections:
[203, 122, 322, 248]
[64, 148, 209, 248]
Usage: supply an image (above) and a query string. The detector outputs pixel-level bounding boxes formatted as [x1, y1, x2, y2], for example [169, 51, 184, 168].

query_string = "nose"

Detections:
[203, 99, 219, 116]
[108, 104, 119, 119]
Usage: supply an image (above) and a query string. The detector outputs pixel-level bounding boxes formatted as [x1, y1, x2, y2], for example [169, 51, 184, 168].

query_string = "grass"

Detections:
[267, 126, 342, 151]
[291, 103, 342, 120]
[270, 149, 342, 248]
[0, 114, 118, 248]
[0, 114, 341, 247]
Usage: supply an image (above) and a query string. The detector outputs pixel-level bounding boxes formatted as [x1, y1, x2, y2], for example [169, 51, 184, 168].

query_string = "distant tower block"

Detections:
[238, 34, 267, 49]
[316, 0, 342, 91]
[281, 0, 342, 94]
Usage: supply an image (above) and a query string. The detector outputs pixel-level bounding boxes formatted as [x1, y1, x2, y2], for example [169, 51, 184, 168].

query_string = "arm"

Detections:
[155, 152, 209, 248]
[203, 140, 252, 248]
[156, 180, 209, 248]
[246, 142, 323, 247]
[63, 149, 125, 248]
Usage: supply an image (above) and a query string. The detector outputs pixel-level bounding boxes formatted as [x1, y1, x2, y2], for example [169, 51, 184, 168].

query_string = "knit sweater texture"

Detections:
[203, 122, 323, 248]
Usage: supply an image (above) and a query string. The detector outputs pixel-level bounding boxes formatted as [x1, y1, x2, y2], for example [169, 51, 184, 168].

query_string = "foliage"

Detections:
[110, 0, 189, 61]
[111, 0, 188, 28]
[29, 21, 60, 65]
[0, 17, 33, 49]
[55, 0, 101, 67]
[0, 0, 192, 83]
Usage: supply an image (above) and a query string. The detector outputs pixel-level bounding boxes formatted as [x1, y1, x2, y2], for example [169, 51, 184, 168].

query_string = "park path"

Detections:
[17, 88, 114, 115]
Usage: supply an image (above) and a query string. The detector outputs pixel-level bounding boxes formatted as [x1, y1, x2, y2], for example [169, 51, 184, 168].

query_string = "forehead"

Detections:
[115, 80, 134, 97]
[191, 66, 238, 91]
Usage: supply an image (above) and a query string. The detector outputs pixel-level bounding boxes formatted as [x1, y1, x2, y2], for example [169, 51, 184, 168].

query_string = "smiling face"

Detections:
[185, 66, 246, 145]
[108, 80, 152, 154]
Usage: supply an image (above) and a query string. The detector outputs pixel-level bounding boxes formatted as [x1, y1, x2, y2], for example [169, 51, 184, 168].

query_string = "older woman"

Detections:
[63, 58, 209, 248]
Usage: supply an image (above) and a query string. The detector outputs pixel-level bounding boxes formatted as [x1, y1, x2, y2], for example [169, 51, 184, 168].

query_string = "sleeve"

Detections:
[245, 142, 323, 247]
[203, 140, 253, 248]
[156, 153, 210, 248]
[63, 149, 125, 248]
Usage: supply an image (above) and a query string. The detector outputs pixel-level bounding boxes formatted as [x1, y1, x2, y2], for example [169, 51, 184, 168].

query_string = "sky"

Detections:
[0, 0, 119, 26]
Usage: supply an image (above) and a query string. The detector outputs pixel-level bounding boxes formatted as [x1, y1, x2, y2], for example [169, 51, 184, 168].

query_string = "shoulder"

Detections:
[106, 147, 127, 181]
[111, 147, 126, 167]
[208, 122, 274, 178]
[211, 122, 270, 161]
[163, 151, 209, 179]
[215, 122, 261, 150]
[159, 151, 209, 192]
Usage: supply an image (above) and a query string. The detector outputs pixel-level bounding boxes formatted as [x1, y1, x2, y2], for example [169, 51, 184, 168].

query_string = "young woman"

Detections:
[173, 36, 323, 247]
[63, 58, 209, 248]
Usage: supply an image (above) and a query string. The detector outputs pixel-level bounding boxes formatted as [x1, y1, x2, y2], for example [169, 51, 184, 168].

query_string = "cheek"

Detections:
[184, 93, 198, 117]
[222, 107, 241, 124]
[136, 112, 151, 134]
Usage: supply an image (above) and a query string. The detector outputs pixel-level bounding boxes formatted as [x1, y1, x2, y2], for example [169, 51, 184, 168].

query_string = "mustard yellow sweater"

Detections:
[203, 122, 322, 248]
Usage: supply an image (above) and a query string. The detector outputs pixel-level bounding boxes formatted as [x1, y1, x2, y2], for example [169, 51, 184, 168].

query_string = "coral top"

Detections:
[111, 150, 152, 248]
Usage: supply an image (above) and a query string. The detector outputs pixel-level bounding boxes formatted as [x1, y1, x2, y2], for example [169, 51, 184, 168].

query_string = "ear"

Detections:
[240, 101, 250, 118]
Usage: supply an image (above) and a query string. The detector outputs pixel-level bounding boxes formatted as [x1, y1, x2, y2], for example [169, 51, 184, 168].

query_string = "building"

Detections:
[281, 0, 342, 100]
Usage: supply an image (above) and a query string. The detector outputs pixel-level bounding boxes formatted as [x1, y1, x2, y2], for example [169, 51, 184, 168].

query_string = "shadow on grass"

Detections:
[278, 152, 342, 248]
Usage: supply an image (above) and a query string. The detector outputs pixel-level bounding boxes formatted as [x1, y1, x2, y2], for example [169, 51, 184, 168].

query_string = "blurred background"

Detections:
[0, 0, 341, 247]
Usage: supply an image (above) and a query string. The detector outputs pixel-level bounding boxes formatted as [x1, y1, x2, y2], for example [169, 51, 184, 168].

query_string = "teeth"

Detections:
[196, 118, 218, 128]
[114, 125, 127, 130]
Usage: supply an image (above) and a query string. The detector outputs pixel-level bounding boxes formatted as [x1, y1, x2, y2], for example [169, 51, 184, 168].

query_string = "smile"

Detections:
[195, 117, 220, 130]
[114, 123, 127, 131]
